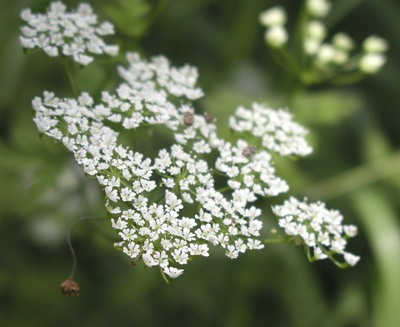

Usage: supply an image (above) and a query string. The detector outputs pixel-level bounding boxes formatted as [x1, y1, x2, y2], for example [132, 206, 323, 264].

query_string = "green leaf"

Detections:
[293, 90, 361, 125]
[352, 188, 400, 327]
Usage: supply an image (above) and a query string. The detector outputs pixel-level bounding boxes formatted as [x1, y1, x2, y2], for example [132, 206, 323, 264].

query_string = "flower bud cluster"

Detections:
[20, 1, 119, 65]
[26, 3, 360, 278]
[359, 36, 389, 74]
[303, 1, 388, 76]
[273, 197, 360, 266]
[33, 53, 318, 278]
[229, 104, 313, 157]
[259, 0, 388, 83]
[259, 6, 288, 48]
[306, 0, 331, 18]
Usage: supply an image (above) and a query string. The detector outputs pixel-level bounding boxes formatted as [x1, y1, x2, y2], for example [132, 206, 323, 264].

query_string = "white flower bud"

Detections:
[304, 38, 321, 55]
[332, 32, 354, 51]
[307, 0, 331, 17]
[306, 21, 326, 41]
[344, 225, 358, 237]
[359, 53, 386, 74]
[363, 35, 389, 53]
[20, 8, 32, 21]
[259, 6, 287, 27]
[344, 252, 360, 266]
[316, 43, 335, 64]
[332, 49, 349, 65]
[265, 26, 288, 48]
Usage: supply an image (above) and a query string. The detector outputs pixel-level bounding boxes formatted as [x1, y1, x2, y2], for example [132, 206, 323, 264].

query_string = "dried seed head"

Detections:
[242, 145, 257, 157]
[204, 113, 214, 123]
[60, 279, 80, 296]
[183, 112, 194, 125]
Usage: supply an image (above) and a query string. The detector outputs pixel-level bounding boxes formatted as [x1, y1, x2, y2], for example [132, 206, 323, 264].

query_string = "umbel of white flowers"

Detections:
[24, 1, 359, 280]
[20, 1, 118, 65]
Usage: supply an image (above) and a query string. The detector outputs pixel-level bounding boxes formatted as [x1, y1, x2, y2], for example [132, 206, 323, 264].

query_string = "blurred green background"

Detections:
[1, 0, 400, 326]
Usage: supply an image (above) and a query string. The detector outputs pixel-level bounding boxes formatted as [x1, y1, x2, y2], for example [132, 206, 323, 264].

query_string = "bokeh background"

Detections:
[1, 0, 400, 326]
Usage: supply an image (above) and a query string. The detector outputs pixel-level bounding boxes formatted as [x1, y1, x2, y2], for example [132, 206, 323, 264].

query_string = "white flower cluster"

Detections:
[259, 6, 288, 48]
[273, 197, 360, 266]
[359, 36, 389, 74]
[34, 53, 313, 279]
[20, 1, 119, 65]
[306, 0, 331, 18]
[216, 140, 289, 198]
[229, 104, 313, 157]
[302, 0, 388, 74]
[26, 3, 360, 277]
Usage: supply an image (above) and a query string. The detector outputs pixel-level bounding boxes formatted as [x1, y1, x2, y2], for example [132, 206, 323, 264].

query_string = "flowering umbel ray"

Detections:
[24, 0, 360, 279]
[20, 1, 119, 65]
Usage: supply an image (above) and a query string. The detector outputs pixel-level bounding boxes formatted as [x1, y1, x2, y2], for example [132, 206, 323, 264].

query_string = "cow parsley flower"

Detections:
[33, 54, 286, 279]
[307, 0, 331, 18]
[229, 103, 313, 157]
[259, 6, 287, 27]
[20, 1, 119, 65]
[359, 53, 386, 74]
[273, 197, 360, 267]
[28, 6, 360, 277]
[363, 35, 389, 53]
[265, 26, 288, 48]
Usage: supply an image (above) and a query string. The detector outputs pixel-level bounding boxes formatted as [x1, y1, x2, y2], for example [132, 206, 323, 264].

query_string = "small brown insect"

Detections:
[60, 279, 80, 296]
[204, 112, 215, 123]
[183, 112, 194, 125]
[242, 145, 257, 157]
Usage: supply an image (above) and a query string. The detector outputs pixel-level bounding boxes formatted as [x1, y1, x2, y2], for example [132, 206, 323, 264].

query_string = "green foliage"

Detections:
[105, 0, 151, 39]
[353, 189, 400, 327]
[293, 90, 361, 125]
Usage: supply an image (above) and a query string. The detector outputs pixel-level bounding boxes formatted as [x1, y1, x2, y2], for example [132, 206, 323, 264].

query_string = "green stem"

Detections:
[273, 47, 303, 77]
[136, 0, 169, 40]
[160, 267, 171, 284]
[67, 217, 107, 280]
[262, 236, 293, 245]
[325, 0, 365, 28]
[62, 56, 78, 97]
[217, 186, 231, 193]
[155, 171, 174, 179]
[292, 0, 308, 67]
[330, 71, 366, 85]
[305, 150, 400, 200]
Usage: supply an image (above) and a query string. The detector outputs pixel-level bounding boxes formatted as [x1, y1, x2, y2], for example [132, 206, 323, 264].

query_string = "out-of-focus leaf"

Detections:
[326, 0, 365, 27]
[352, 188, 400, 327]
[293, 90, 361, 125]
[201, 86, 256, 139]
[325, 282, 367, 327]
[105, 0, 151, 38]
[361, 124, 392, 161]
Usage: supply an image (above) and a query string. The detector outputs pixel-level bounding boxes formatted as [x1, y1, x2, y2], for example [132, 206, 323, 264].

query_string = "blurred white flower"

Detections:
[306, 21, 327, 41]
[19, 1, 119, 65]
[259, 6, 287, 27]
[359, 53, 386, 74]
[273, 197, 360, 266]
[363, 35, 389, 53]
[307, 0, 331, 18]
[265, 26, 288, 48]
[332, 32, 354, 51]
